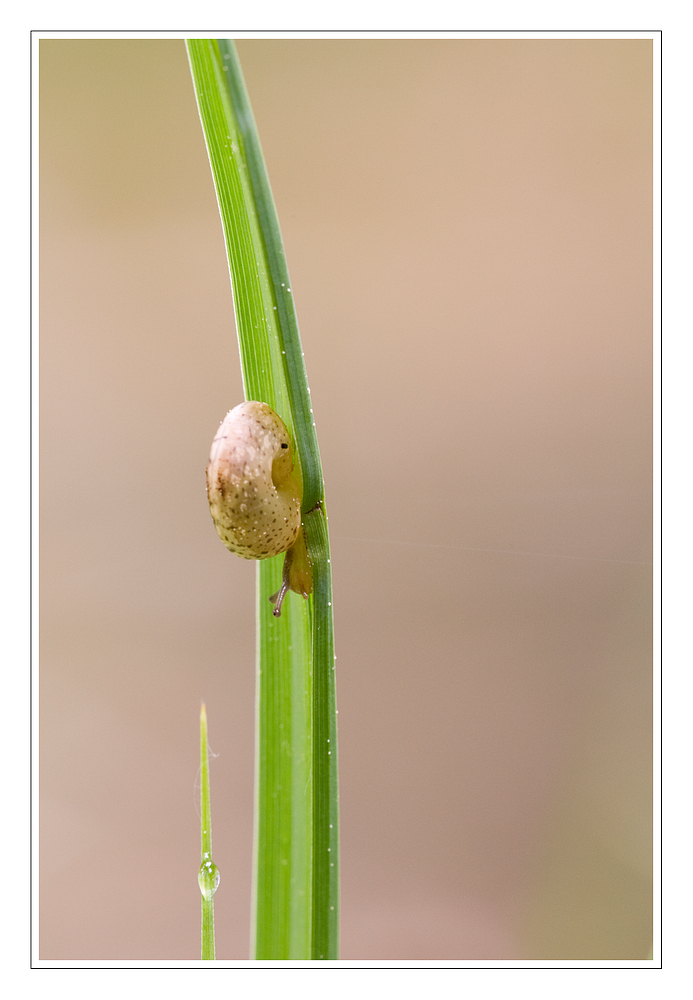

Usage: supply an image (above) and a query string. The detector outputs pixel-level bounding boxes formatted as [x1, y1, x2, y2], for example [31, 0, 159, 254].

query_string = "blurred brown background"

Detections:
[38, 38, 653, 961]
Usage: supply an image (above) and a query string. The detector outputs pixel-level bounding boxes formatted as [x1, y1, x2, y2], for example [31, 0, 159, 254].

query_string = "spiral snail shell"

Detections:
[206, 401, 312, 615]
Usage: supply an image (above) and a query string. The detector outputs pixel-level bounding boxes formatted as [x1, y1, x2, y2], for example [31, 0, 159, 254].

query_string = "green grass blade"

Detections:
[304, 511, 338, 959]
[198, 703, 219, 960]
[253, 561, 312, 958]
[186, 38, 338, 961]
[215, 40, 324, 510]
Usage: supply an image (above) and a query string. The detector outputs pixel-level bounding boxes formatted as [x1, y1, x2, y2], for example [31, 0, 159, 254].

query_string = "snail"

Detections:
[206, 401, 312, 616]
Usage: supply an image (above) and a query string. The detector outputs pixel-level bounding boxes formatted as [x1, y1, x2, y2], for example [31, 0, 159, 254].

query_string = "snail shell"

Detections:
[206, 401, 312, 615]
[206, 401, 302, 559]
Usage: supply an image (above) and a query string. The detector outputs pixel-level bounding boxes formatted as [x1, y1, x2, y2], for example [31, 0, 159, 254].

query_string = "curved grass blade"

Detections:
[186, 39, 338, 960]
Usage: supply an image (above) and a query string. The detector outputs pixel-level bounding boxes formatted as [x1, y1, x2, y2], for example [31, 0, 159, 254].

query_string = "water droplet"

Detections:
[198, 857, 220, 900]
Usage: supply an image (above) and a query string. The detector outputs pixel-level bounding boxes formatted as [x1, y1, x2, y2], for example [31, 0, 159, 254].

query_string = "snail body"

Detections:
[206, 401, 312, 615]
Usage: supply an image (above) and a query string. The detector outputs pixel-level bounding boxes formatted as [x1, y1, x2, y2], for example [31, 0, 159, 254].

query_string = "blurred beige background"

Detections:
[38, 38, 653, 962]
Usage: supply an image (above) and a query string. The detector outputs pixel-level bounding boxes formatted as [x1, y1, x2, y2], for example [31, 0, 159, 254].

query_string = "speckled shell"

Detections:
[206, 402, 302, 560]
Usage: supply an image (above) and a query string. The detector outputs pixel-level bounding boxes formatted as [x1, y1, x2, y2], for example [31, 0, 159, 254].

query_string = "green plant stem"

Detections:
[215, 40, 324, 510]
[186, 38, 338, 960]
[198, 703, 218, 960]
[304, 510, 338, 958]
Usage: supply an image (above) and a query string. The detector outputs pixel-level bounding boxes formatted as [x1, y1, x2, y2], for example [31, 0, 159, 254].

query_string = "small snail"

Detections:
[206, 401, 312, 616]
